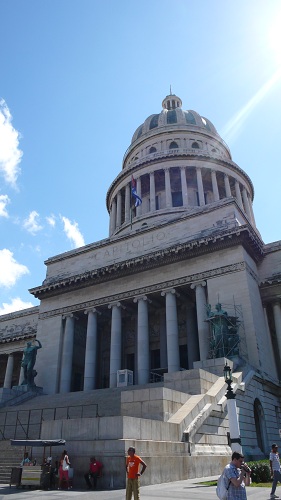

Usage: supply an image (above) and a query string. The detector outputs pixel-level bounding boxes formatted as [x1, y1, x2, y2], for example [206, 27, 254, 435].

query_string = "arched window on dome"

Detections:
[149, 147, 157, 154]
[169, 141, 178, 149]
[137, 126, 143, 139]
[184, 111, 196, 125]
[149, 115, 159, 130]
[192, 142, 200, 149]
[167, 110, 177, 124]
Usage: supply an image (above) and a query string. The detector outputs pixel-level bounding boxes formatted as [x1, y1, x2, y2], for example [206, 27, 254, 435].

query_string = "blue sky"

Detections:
[0, 0, 281, 315]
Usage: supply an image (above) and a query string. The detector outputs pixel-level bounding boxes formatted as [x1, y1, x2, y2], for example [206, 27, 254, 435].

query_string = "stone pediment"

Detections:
[29, 224, 263, 299]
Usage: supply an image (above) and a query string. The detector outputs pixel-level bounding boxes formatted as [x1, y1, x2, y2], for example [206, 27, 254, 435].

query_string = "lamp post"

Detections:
[223, 362, 242, 454]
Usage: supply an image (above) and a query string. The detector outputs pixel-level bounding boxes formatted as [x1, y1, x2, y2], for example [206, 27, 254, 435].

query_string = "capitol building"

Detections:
[0, 93, 280, 487]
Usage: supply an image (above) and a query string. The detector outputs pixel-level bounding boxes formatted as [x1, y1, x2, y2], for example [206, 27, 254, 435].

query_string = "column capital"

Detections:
[161, 288, 180, 297]
[133, 295, 151, 303]
[84, 308, 101, 315]
[108, 302, 126, 310]
[190, 280, 206, 290]
[62, 313, 75, 320]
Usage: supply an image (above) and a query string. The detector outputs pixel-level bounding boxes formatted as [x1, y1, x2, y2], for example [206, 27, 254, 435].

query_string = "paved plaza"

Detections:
[0, 477, 275, 500]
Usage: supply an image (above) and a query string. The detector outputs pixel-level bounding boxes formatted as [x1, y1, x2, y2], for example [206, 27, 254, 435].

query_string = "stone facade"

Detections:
[0, 94, 280, 486]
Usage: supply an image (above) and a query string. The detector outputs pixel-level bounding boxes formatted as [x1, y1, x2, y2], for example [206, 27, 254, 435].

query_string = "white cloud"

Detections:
[0, 194, 10, 217]
[60, 215, 85, 248]
[46, 214, 56, 227]
[0, 297, 35, 316]
[0, 248, 29, 288]
[0, 99, 23, 187]
[23, 210, 43, 234]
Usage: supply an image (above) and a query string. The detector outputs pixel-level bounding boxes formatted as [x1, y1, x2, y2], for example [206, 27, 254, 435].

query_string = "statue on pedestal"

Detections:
[21, 339, 42, 387]
[207, 303, 239, 358]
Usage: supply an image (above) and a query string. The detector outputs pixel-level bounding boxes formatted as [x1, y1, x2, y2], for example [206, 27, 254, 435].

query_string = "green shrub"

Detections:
[248, 460, 271, 483]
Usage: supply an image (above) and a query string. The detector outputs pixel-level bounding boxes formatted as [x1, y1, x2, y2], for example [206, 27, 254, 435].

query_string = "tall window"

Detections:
[172, 192, 183, 207]
[149, 147, 157, 154]
[254, 398, 266, 453]
[169, 141, 178, 149]
[192, 142, 199, 149]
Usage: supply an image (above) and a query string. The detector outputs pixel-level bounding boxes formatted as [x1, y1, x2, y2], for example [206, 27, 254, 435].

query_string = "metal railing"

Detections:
[0, 403, 99, 441]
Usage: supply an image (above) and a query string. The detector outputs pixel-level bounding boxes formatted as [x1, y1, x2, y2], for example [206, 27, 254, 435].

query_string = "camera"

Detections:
[241, 463, 251, 473]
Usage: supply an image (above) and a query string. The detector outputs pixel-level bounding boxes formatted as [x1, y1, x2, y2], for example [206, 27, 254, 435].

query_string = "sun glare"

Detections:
[220, 67, 281, 143]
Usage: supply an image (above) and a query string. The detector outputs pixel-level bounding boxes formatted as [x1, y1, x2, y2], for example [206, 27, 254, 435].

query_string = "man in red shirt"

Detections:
[84, 456, 103, 489]
[126, 447, 147, 500]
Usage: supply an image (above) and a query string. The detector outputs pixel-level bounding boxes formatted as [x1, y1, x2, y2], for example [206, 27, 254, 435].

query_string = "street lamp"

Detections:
[223, 362, 235, 399]
[223, 362, 242, 453]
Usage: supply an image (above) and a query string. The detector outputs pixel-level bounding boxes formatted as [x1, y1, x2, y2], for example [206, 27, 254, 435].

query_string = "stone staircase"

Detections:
[0, 441, 27, 484]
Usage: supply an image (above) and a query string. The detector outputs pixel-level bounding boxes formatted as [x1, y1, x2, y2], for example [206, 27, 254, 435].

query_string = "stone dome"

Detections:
[131, 93, 218, 144]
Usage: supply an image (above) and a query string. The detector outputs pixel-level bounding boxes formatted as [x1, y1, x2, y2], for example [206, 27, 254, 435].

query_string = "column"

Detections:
[109, 303, 122, 388]
[109, 198, 117, 235]
[134, 296, 150, 384]
[149, 172, 156, 212]
[224, 174, 232, 197]
[248, 197, 256, 226]
[3, 353, 14, 389]
[196, 167, 205, 206]
[191, 281, 209, 361]
[242, 187, 251, 219]
[161, 289, 180, 372]
[186, 301, 200, 368]
[180, 167, 189, 206]
[18, 353, 25, 385]
[125, 183, 131, 223]
[235, 180, 243, 209]
[60, 314, 75, 393]
[211, 170, 220, 201]
[164, 168, 172, 208]
[84, 309, 99, 391]
[273, 302, 281, 358]
[116, 191, 122, 228]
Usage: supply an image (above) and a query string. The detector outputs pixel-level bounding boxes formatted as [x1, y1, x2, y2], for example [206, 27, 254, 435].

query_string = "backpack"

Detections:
[216, 472, 230, 500]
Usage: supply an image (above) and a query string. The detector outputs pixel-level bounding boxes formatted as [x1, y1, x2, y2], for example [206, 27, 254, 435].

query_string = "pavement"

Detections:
[0, 477, 276, 500]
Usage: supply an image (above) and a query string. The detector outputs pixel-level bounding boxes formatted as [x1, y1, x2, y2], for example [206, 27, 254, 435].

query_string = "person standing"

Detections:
[223, 451, 251, 500]
[20, 452, 31, 466]
[270, 443, 281, 499]
[84, 456, 103, 489]
[126, 446, 147, 500]
[58, 450, 70, 490]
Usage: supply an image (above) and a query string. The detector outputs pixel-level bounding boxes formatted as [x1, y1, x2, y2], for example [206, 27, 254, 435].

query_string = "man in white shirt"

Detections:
[270, 443, 281, 499]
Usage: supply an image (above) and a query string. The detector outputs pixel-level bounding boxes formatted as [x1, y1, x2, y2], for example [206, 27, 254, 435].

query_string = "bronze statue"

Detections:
[207, 303, 239, 358]
[21, 339, 42, 387]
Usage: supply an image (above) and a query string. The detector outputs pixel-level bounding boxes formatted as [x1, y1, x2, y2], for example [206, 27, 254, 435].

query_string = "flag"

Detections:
[131, 176, 142, 207]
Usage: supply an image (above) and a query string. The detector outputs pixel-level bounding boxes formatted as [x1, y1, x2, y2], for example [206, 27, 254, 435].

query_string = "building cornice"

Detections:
[30, 225, 264, 300]
[38, 260, 248, 319]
